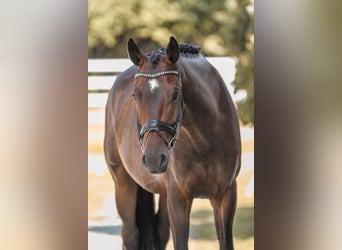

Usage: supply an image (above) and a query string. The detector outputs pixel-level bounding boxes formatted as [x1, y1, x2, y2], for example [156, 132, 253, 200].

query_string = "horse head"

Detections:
[128, 37, 183, 174]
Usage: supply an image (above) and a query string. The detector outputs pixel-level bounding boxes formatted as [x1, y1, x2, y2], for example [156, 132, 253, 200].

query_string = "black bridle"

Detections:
[135, 69, 183, 151]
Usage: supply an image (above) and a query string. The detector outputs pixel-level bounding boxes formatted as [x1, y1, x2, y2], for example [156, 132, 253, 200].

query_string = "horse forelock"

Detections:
[145, 44, 201, 68]
[146, 49, 166, 69]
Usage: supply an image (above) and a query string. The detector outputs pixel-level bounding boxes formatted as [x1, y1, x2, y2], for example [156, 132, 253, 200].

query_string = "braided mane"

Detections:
[147, 43, 201, 59]
[179, 44, 201, 56]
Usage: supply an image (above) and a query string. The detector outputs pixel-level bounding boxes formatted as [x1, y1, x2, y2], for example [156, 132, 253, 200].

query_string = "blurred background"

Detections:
[88, 0, 254, 249]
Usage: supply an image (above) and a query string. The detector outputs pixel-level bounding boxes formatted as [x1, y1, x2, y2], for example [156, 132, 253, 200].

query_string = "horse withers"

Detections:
[104, 37, 241, 250]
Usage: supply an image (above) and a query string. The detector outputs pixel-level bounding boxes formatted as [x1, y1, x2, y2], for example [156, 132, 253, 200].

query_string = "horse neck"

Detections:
[179, 63, 222, 134]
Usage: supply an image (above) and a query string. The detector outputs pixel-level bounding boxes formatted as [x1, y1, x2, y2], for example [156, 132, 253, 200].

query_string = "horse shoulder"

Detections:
[104, 66, 137, 171]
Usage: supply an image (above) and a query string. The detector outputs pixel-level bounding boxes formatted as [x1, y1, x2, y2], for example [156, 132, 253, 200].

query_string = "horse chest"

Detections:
[171, 160, 229, 198]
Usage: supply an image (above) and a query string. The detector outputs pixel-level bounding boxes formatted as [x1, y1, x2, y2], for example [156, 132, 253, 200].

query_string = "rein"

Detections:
[135, 69, 183, 151]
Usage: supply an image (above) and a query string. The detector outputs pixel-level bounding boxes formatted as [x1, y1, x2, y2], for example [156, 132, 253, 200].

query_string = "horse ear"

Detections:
[127, 38, 147, 67]
[166, 36, 179, 65]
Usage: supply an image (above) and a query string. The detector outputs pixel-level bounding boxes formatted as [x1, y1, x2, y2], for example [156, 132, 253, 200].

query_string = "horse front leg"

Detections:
[112, 167, 139, 250]
[210, 180, 237, 250]
[156, 195, 170, 250]
[167, 189, 192, 250]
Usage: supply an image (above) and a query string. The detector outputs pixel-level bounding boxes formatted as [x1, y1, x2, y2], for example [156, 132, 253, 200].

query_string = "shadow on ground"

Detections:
[88, 206, 253, 241]
[88, 225, 121, 235]
[189, 206, 254, 240]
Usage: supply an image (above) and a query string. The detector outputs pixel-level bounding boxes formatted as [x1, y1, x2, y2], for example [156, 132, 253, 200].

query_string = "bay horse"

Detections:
[104, 37, 241, 250]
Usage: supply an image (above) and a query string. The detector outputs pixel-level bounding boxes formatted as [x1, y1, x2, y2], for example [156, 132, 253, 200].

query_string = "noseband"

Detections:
[135, 70, 183, 151]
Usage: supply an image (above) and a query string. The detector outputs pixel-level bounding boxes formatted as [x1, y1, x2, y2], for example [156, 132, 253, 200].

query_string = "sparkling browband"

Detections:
[135, 70, 179, 79]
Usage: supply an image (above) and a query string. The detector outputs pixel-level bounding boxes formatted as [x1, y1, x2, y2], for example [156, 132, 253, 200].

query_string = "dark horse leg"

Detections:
[167, 188, 192, 250]
[111, 165, 139, 250]
[156, 195, 170, 250]
[210, 180, 237, 250]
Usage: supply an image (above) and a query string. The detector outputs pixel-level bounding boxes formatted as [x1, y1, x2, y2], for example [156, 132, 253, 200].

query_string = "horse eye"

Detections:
[172, 92, 178, 101]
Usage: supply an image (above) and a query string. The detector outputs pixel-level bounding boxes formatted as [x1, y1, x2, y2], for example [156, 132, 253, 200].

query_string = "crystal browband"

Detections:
[135, 70, 179, 79]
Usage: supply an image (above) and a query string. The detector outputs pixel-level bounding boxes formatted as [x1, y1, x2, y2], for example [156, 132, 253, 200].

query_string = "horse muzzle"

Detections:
[142, 151, 168, 174]
[137, 120, 174, 173]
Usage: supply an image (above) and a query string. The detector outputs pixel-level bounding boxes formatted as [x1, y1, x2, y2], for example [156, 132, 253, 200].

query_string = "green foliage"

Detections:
[88, 0, 254, 125]
[227, 0, 254, 125]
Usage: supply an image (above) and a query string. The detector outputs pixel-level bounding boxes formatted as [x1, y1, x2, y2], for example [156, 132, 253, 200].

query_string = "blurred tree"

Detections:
[226, 0, 254, 125]
[88, 0, 254, 125]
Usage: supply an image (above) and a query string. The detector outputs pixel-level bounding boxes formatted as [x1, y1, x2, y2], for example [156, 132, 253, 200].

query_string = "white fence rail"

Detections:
[88, 58, 236, 108]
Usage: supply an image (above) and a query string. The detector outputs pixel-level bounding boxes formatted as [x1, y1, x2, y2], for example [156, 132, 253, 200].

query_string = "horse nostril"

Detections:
[160, 153, 168, 167]
[142, 154, 147, 166]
